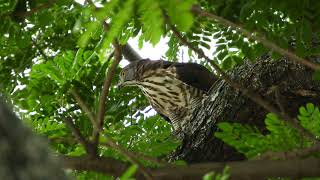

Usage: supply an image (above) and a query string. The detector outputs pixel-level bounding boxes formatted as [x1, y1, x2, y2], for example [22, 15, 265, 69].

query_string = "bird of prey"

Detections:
[118, 59, 216, 135]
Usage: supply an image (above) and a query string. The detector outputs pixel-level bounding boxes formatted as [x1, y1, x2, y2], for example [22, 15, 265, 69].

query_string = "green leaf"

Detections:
[216, 44, 227, 52]
[306, 103, 315, 113]
[102, 0, 134, 49]
[221, 56, 233, 70]
[203, 172, 215, 180]
[215, 106, 315, 159]
[242, 44, 255, 61]
[77, 21, 101, 48]
[217, 122, 233, 132]
[299, 106, 310, 116]
[38, 11, 53, 26]
[138, 0, 164, 45]
[298, 103, 320, 137]
[200, 42, 211, 49]
[220, 166, 231, 180]
[301, 19, 312, 47]
[120, 164, 138, 180]
[202, 166, 230, 180]
[95, 0, 119, 21]
[216, 50, 228, 61]
[68, 146, 86, 156]
[309, 46, 320, 56]
[202, 37, 211, 42]
[312, 71, 320, 81]
[165, 0, 195, 32]
[0, 0, 17, 15]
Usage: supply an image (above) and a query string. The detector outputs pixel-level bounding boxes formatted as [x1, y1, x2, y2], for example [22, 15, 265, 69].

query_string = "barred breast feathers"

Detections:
[138, 67, 204, 119]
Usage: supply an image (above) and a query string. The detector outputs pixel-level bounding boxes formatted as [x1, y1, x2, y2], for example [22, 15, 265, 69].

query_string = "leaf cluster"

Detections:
[215, 103, 320, 159]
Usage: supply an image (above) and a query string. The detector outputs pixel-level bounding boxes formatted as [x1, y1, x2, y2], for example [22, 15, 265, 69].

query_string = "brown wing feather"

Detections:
[173, 62, 216, 92]
[135, 59, 216, 92]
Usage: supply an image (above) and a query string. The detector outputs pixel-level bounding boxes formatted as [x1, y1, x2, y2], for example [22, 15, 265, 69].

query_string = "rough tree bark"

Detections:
[170, 54, 320, 163]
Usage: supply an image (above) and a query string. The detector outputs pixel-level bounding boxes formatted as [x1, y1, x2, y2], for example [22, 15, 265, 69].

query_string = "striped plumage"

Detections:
[118, 59, 216, 133]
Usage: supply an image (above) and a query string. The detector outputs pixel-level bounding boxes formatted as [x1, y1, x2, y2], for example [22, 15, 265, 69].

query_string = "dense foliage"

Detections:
[216, 103, 320, 159]
[0, 0, 320, 179]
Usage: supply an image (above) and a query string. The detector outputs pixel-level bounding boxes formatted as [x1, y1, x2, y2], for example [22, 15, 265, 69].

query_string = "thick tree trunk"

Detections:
[171, 54, 320, 163]
[0, 99, 67, 179]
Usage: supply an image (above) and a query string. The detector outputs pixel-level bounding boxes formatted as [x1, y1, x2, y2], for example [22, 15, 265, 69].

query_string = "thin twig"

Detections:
[166, 15, 320, 145]
[104, 137, 154, 180]
[106, 51, 115, 64]
[191, 5, 320, 71]
[103, 141, 171, 167]
[31, 39, 48, 61]
[48, 136, 77, 145]
[14, 0, 55, 17]
[70, 89, 98, 129]
[92, 43, 122, 146]
[63, 117, 94, 154]
[85, 0, 95, 6]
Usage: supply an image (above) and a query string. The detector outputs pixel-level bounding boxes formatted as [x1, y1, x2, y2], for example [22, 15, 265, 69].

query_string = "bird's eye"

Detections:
[121, 71, 125, 76]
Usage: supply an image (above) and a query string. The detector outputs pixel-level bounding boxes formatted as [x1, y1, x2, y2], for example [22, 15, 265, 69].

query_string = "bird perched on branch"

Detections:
[118, 59, 216, 136]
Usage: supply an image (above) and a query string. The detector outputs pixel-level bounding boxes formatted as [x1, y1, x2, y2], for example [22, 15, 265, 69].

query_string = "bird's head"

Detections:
[117, 60, 146, 89]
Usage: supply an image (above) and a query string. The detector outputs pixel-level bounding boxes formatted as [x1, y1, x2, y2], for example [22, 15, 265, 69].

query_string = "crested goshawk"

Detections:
[118, 59, 216, 134]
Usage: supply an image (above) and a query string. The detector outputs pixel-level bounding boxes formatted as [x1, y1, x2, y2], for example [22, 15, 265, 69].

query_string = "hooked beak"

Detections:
[117, 80, 137, 90]
[117, 78, 126, 89]
[117, 82, 124, 89]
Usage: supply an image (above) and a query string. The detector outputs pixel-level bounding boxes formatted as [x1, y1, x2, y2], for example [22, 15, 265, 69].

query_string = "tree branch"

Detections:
[103, 137, 154, 180]
[14, 0, 56, 17]
[256, 145, 320, 160]
[70, 89, 98, 129]
[166, 15, 320, 146]
[153, 158, 320, 180]
[121, 44, 143, 62]
[103, 140, 171, 167]
[93, 43, 122, 145]
[61, 155, 320, 179]
[191, 5, 320, 71]
[132, 151, 172, 167]
[60, 155, 129, 177]
[63, 117, 95, 155]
